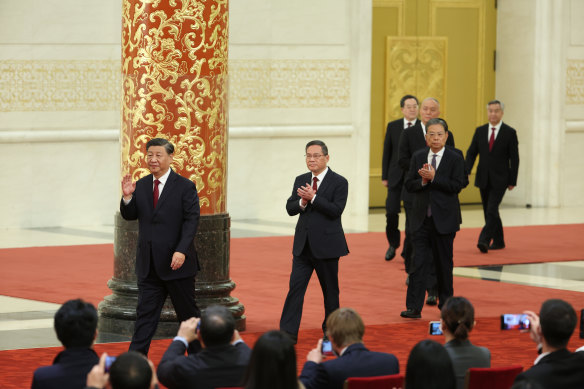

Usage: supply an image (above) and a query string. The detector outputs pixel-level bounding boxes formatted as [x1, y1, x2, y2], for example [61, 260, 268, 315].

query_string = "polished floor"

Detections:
[1, 204, 583, 350]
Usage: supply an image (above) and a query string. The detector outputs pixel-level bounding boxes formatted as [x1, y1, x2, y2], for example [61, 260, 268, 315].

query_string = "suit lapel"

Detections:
[316, 169, 334, 196]
[154, 169, 177, 213]
[145, 174, 155, 210]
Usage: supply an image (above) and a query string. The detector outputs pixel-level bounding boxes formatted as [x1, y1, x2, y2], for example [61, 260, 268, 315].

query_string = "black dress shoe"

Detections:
[489, 243, 505, 250]
[400, 309, 421, 319]
[385, 246, 396, 261]
[426, 295, 438, 306]
[477, 242, 489, 253]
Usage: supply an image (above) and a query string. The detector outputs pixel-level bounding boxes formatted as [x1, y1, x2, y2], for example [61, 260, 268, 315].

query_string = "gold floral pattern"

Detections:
[121, 0, 228, 214]
[567, 60, 584, 105]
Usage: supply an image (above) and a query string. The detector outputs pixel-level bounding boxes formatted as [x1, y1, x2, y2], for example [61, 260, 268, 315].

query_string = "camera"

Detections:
[104, 356, 116, 373]
[321, 339, 334, 356]
[429, 321, 443, 335]
[500, 314, 530, 330]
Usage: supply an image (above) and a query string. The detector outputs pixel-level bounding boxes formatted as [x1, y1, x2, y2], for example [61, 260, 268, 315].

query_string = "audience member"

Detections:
[513, 299, 584, 388]
[156, 305, 251, 389]
[299, 307, 399, 389]
[31, 299, 99, 389]
[242, 330, 304, 389]
[85, 351, 158, 389]
[441, 297, 490, 389]
[405, 339, 455, 389]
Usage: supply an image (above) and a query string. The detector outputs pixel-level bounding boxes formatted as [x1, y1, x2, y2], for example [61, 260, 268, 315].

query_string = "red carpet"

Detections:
[0, 224, 583, 388]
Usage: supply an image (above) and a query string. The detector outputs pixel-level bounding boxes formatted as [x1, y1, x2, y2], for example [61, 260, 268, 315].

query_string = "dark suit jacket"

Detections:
[286, 168, 349, 259]
[299, 343, 399, 389]
[31, 348, 99, 389]
[465, 122, 519, 189]
[513, 348, 584, 389]
[157, 340, 252, 389]
[382, 118, 416, 189]
[398, 122, 456, 202]
[120, 169, 200, 281]
[404, 147, 465, 234]
[444, 339, 491, 389]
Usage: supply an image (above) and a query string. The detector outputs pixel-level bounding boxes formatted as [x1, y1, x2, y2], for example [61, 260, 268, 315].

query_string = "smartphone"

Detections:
[321, 339, 334, 356]
[104, 356, 116, 372]
[429, 321, 443, 335]
[196, 321, 200, 333]
[500, 314, 531, 330]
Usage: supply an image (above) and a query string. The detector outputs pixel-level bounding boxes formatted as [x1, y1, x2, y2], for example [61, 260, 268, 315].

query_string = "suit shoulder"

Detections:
[327, 169, 348, 184]
[174, 172, 196, 188]
[445, 146, 464, 160]
[412, 148, 428, 159]
[387, 118, 403, 129]
[501, 122, 517, 132]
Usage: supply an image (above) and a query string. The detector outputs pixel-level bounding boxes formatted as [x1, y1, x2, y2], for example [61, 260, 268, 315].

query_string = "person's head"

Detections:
[420, 97, 440, 125]
[405, 340, 455, 389]
[440, 296, 475, 341]
[326, 307, 364, 351]
[243, 330, 298, 389]
[539, 299, 577, 349]
[425, 118, 449, 153]
[146, 138, 174, 179]
[400, 94, 419, 122]
[199, 305, 235, 348]
[109, 351, 152, 389]
[487, 99, 504, 126]
[305, 140, 330, 176]
[54, 299, 98, 349]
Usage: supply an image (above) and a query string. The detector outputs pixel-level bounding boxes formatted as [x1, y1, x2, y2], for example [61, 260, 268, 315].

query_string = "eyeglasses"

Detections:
[305, 154, 326, 159]
[427, 132, 445, 138]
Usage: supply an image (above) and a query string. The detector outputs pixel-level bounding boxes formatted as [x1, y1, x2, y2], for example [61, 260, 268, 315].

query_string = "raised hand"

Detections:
[121, 174, 136, 199]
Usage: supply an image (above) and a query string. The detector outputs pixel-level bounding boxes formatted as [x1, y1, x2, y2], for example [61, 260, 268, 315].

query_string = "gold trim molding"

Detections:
[0, 60, 120, 112]
[229, 59, 350, 109]
[567, 60, 584, 104]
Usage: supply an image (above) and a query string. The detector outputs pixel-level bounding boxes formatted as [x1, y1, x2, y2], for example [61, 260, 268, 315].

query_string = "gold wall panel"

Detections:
[567, 59, 584, 104]
[0, 60, 120, 112]
[385, 37, 447, 126]
[229, 59, 350, 109]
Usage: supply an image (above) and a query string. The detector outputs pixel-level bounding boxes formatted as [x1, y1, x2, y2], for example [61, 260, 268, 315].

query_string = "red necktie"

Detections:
[489, 127, 496, 152]
[407, 122, 412, 128]
[312, 177, 318, 192]
[153, 179, 160, 208]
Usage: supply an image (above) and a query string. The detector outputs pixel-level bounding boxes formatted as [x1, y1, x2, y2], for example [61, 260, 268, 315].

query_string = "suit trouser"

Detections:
[130, 258, 200, 356]
[280, 241, 340, 337]
[405, 217, 455, 312]
[385, 185, 402, 249]
[478, 184, 507, 245]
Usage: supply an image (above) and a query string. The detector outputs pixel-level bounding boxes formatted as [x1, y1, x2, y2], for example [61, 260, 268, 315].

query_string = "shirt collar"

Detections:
[534, 351, 550, 365]
[403, 118, 417, 128]
[312, 167, 329, 182]
[489, 121, 502, 131]
[155, 168, 172, 185]
[429, 146, 446, 158]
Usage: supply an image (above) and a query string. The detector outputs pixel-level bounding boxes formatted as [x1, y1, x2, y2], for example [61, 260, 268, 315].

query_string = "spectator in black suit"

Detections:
[400, 118, 465, 318]
[465, 100, 519, 253]
[85, 351, 158, 389]
[405, 339, 456, 389]
[300, 307, 399, 389]
[381, 94, 419, 262]
[242, 330, 305, 389]
[398, 97, 456, 305]
[280, 140, 349, 343]
[32, 299, 99, 389]
[514, 299, 584, 389]
[157, 305, 251, 389]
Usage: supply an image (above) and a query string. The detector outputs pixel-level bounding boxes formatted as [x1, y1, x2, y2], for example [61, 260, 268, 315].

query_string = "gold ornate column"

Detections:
[99, 0, 245, 339]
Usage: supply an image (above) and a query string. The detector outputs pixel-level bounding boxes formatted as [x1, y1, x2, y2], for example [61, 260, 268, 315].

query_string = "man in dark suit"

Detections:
[300, 307, 399, 389]
[466, 100, 519, 253]
[381, 94, 419, 261]
[157, 305, 251, 389]
[280, 140, 349, 343]
[514, 299, 584, 388]
[400, 118, 465, 318]
[32, 299, 99, 389]
[398, 97, 456, 305]
[86, 351, 158, 389]
[121, 138, 200, 356]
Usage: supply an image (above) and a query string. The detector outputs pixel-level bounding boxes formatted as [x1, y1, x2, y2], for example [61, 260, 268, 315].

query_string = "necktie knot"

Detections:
[407, 122, 412, 127]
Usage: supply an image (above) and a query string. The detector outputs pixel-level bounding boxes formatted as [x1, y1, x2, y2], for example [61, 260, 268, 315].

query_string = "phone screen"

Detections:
[500, 314, 531, 330]
[429, 321, 443, 335]
[321, 340, 334, 356]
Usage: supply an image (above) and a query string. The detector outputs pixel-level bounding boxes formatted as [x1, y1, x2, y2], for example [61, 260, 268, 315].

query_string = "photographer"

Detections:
[85, 352, 158, 389]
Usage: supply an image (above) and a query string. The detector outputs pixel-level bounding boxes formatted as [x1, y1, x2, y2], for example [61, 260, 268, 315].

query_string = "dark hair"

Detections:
[426, 118, 447, 131]
[199, 305, 235, 347]
[400, 94, 419, 107]
[511, 378, 545, 389]
[305, 140, 328, 156]
[539, 299, 577, 349]
[243, 330, 299, 389]
[441, 297, 475, 341]
[487, 99, 505, 111]
[146, 138, 174, 155]
[405, 340, 456, 389]
[109, 351, 152, 389]
[54, 299, 98, 348]
[326, 307, 364, 347]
